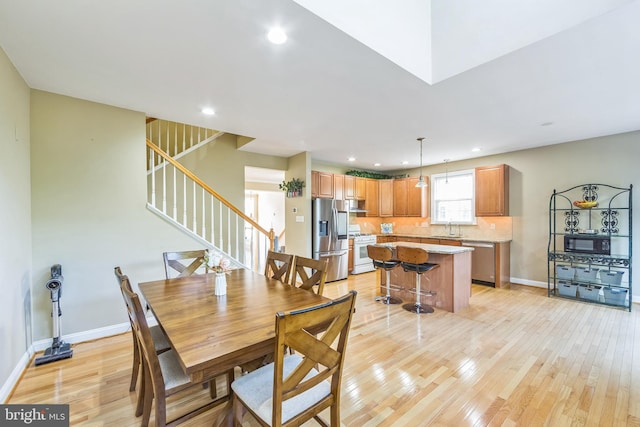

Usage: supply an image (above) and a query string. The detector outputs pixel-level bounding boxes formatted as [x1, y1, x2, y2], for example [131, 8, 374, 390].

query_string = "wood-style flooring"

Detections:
[8, 271, 640, 426]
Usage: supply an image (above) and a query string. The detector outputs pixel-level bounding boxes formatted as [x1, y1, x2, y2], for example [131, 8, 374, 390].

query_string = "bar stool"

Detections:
[367, 245, 402, 305]
[396, 246, 439, 314]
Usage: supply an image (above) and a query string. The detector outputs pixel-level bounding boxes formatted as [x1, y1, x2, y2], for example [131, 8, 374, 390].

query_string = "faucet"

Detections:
[447, 222, 454, 236]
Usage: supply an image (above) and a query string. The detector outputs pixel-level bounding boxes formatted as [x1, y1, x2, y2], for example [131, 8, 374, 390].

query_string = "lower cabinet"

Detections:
[348, 238, 354, 273]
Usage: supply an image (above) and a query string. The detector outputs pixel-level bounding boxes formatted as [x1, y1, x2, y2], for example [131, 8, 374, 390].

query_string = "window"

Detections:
[430, 169, 475, 224]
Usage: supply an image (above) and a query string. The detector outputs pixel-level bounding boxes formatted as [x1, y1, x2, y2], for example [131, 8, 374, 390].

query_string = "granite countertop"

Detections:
[378, 241, 474, 255]
[378, 233, 512, 243]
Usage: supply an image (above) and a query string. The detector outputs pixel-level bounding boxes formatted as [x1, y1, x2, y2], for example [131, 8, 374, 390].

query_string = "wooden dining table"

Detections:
[138, 267, 330, 385]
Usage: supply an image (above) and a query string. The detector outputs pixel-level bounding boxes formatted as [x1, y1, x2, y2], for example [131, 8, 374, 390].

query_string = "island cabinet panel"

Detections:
[365, 179, 379, 217]
[421, 238, 440, 244]
[334, 173, 345, 200]
[355, 177, 366, 200]
[348, 238, 354, 272]
[344, 175, 356, 199]
[393, 177, 427, 217]
[475, 164, 509, 216]
[438, 239, 462, 246]
[383, 250, 471, 312]
[376, 236, 396, 243]
[378, 179, 394, 217]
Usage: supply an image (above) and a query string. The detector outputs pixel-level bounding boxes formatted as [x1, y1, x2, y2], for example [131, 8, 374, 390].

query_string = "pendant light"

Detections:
[415, 137, 427, 188]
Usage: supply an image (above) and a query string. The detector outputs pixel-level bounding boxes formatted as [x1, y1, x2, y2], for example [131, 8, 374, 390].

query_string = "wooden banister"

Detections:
[146, 139, 275, 250]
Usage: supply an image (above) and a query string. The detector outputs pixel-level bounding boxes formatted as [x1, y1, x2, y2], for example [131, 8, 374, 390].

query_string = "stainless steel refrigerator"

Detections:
[312, 199, 349, 282]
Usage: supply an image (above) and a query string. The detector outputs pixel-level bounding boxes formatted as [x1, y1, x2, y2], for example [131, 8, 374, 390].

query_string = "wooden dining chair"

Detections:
[114, 267, 171, 393]
[162, 250, 206, 278]
[231, 290, 357, 427]
[264, 250, 294, 284]
[290, 256, 328, 296]
[119, 274, 233, 427]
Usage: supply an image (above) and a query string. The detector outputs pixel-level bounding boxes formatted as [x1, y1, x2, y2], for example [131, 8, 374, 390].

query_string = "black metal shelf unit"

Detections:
[548, 184, 632, 311]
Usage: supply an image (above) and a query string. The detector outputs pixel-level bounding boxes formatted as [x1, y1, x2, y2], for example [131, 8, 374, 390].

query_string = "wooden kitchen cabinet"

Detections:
[393, 177, 427, 217]
[365, 179, 379, 217]
[475, 164, 509, 216]
[421, 238, 440, 244]
[311, 170, 334, 199]
[344, 175, 355, 199]
[355, 177, 366, 200]
[438, 239, 462, 246]
[348, 238, 354, 272]
[376, 236, 396, 243]
[378, 179, 394, 217]
[334, 173, 345, 200]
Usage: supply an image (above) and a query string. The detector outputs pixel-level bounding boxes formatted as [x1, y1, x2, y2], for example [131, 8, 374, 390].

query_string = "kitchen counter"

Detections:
[378, 233, 512, 243]
[379, 241, 473, 254]
[373, 240, 472, 312]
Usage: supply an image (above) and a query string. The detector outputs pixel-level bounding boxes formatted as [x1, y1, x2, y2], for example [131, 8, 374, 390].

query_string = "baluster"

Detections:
[172, 165, 177, 220]
[183, 174, 187, 226]
[182, 123, 186, 153]
[201, 188, 206, 238]
[161, 155, 166, 214]
[192, 181, 197, 232]
[210, 197, 215, 244]
[173, 122, 178, 157]
[149, 146, 156, 206]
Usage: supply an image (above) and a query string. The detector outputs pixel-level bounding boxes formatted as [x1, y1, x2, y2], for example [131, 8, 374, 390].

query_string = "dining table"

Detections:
[138, 267, 330, 384]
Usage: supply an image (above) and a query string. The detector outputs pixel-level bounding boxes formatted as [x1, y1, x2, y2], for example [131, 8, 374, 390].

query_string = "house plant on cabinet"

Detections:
[279, 178, 305, 198]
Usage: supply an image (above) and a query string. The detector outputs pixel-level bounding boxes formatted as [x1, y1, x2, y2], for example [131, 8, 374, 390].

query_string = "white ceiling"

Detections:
[1, 0, 639, 172]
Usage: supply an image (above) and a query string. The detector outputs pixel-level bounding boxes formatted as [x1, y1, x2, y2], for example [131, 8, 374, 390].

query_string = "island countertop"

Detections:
[378, 234, 512, 243]
[377, 241, 474, 255]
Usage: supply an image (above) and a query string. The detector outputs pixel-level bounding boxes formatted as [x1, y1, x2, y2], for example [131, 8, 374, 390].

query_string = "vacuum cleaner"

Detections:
[35, 264, 73, 365]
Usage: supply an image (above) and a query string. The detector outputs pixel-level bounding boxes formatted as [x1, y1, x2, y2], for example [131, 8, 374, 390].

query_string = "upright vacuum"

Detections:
[35, 264, 73, 365]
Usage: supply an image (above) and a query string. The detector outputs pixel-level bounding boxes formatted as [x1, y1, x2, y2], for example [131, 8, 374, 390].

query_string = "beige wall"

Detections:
[285, 152, 312, 257]
[0, 47, 32, 392]
[29, 91, 207, 342]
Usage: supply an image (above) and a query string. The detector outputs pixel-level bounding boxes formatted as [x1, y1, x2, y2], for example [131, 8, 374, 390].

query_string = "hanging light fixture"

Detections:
[444, 158, 450, 184]
[415, 137, 427, 188]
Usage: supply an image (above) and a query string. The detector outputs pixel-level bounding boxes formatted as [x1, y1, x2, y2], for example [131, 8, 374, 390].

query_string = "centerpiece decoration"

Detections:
[203, 250, 231, 296]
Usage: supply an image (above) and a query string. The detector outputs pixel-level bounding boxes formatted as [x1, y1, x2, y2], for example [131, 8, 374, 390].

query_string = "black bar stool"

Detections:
[367, 245, 402, 305]
[396, 246, 439, 314]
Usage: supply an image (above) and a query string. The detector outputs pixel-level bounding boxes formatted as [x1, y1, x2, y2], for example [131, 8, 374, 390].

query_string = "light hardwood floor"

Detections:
[8, 271, 640, 426]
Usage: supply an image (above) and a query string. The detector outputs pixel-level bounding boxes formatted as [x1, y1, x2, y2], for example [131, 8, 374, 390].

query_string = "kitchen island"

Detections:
[376, 241, 474, 313]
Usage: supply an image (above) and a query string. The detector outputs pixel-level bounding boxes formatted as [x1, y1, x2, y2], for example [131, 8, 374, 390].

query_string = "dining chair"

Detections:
[119, 274, 233, 427]
[264, 250, 294, 284]
[231, 290, 358, 427]
[162, 250, 206, 279]
[114, 267, 171, 393]
[290, 256, 328, 296]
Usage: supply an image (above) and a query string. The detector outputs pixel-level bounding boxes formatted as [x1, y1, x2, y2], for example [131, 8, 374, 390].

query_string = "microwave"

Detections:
[564, 234, 610, 255]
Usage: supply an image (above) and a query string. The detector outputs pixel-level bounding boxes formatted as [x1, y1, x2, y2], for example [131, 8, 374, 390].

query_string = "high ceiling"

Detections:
[1, 0, 639, 172]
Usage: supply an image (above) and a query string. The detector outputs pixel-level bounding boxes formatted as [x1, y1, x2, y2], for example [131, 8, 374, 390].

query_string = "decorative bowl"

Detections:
[573, 200, 598, 209]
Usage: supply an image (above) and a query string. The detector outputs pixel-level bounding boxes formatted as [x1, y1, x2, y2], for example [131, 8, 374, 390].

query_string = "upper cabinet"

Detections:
[393, 177, 427, 217]
[355, 177, 366, 200]
[364, 179, 379, 217]
[475, 164, 509, 216]
[378, 179, 394, 217]
[334, 174, 344, 200]
[311, 171, 334, 199]
[344, 175, 356, 200]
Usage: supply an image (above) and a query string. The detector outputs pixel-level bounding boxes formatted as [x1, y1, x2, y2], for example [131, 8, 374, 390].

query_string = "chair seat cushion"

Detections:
[150, 324, 171, 352]
[158, 349, 191, 392]
[373, 260, 399, 270]
[232, 354, 330, 425]
[401, 262, 438, 274]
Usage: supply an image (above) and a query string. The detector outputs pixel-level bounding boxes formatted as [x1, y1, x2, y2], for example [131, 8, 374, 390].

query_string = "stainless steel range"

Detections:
[349, 225, 377, 274]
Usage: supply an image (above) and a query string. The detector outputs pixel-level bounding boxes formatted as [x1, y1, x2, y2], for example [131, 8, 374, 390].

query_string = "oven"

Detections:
[351, 234, 377, 274]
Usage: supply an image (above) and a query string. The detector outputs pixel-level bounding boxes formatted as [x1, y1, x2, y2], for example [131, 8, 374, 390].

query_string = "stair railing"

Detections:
[146, 139, 275, 269]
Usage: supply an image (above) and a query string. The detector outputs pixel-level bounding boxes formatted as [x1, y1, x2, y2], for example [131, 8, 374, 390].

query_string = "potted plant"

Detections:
[279, 178, 305, 197]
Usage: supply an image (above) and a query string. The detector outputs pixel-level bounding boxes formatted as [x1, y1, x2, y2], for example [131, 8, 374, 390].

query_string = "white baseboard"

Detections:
[509, 277, 548, 288]
[1, 322, 130, 403]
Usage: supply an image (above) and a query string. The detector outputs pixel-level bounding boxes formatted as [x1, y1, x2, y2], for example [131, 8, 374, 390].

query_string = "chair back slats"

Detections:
[163, 250, 206, 278]
[290, 256, 328, 296]
[264, 250, 294, 284]
[272, 290, 357, 426]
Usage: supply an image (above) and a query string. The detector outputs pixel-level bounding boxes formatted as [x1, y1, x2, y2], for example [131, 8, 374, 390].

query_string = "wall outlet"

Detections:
[296, 215, 304, 223]
[490, 223, 496, 229]
[292, 207, 298, 213]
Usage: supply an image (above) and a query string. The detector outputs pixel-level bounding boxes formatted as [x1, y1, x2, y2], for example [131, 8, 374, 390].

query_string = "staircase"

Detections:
[146, 119, 275, 271]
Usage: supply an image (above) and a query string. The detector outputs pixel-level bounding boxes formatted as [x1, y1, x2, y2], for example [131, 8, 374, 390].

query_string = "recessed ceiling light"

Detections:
[374, 163, 381, 167]
[267, 27, 287, 44]
[348, 157, 356, 162]
[201, 107, 215, 116]
[471, 147, 481, 152]
[401, 161, 409, 165]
